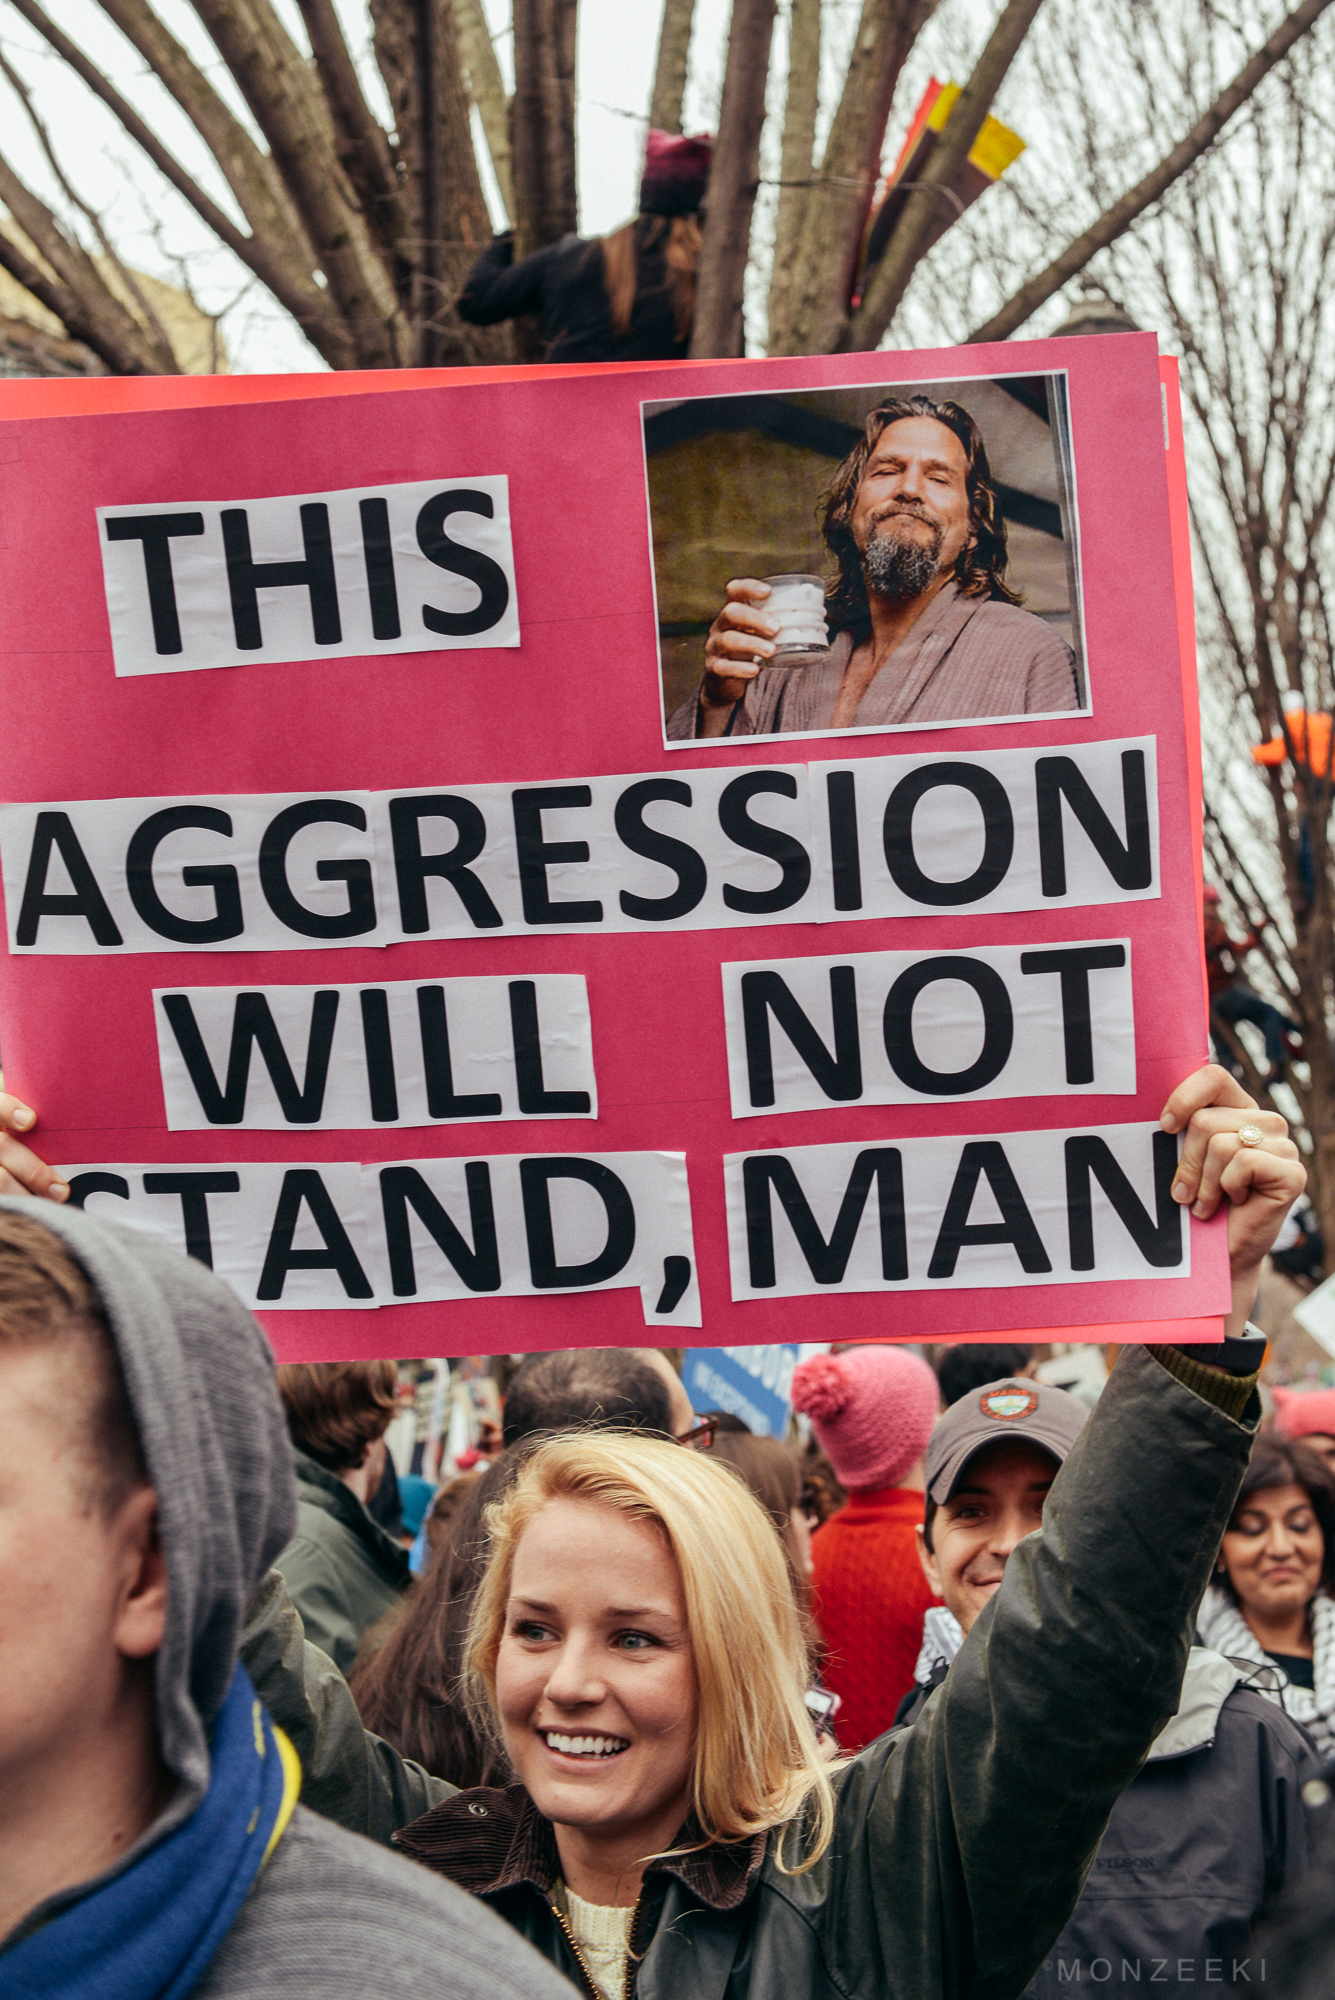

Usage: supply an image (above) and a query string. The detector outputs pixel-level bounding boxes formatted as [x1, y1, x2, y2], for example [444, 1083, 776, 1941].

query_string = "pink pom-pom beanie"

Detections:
[791, 1346, 939, 1493]
[1273, 1385, 1335, 1443]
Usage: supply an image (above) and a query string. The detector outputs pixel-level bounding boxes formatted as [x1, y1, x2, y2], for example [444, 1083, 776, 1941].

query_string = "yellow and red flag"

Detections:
[854, 80, 1025, 305]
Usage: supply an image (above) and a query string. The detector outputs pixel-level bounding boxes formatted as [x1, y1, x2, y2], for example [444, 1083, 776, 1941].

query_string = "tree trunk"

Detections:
[0, 171, 173, 373]
[511, 0, 579, 257]
[766, 0, 820, 345]
[766, 0, 929, 358]
[453, 0, 514, 218]
[650, 0, 696, 135]
[843, 0, 1045, 351]
[417, 0, 446, 363]
[689, 0, 778, 358]
[296, 0, 404, 260]
[369, 0, 508, 365]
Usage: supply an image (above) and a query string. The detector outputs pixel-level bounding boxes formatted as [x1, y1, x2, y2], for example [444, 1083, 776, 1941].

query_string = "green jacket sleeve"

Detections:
[807, 1342, 1260, 2000]
[272, 1537, 365, 1679]
[241, 1568, 455, 1845]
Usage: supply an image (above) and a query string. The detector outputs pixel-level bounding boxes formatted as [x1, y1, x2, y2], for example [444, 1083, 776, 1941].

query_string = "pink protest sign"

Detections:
[0, 334, 1226, 1357]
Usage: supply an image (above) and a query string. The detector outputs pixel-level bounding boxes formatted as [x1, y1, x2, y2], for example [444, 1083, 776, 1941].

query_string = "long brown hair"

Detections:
[599, 213, 702, 339]
[710, 1431, 812, 1625]
[350, 1452, 514, 1787]
[819, 394, 1021, 641]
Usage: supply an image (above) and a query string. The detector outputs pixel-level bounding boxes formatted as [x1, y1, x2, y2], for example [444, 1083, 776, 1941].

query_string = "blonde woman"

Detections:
[228, 1065, 1301, 1998]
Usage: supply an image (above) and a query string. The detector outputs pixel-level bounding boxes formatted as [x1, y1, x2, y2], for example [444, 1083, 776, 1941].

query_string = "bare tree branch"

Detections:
[690, 0, 778, 356]
[649, 0, 695, 134]
[970, 0, 1335, 343]
[767, 0, 820, 340]
[10, 0, 350, 364]
[0, 311, 101, 374]
[417, 0, 445, 363]
[452, 0, 513, 217]
[295, 0, 403, 253]
[93, 0, 318, 278]
[0, 166, 170, 372]
[0, 43, 178, 365]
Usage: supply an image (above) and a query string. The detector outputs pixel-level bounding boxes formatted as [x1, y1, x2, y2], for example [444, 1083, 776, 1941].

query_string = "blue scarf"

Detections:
[3, 1663, 300, 2000]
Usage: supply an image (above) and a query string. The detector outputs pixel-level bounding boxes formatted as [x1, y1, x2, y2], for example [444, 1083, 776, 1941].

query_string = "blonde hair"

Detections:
[599, 214, 703, 340]
[465, 1430, 837, 1869]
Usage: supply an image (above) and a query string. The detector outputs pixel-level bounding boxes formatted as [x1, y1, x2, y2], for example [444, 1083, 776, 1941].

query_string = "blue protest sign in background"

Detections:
[683, 1344, 801, 1437]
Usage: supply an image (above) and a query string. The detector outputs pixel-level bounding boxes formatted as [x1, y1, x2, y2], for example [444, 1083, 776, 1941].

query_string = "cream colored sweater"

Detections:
[563, 1886, 635, 2000]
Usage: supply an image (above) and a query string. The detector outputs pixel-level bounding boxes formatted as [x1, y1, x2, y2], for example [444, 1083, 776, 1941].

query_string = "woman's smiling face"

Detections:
[1221, 1480, 1325, 1624]
[495, 1497, 698, 1854]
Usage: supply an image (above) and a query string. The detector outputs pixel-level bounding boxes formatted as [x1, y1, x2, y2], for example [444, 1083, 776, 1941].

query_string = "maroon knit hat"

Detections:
[791, 1345, 939, 1493]
[640, 129, 713, 216]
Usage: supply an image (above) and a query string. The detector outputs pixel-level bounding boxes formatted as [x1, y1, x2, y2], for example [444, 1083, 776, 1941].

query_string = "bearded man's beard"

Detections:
[862, 513, 945, 600]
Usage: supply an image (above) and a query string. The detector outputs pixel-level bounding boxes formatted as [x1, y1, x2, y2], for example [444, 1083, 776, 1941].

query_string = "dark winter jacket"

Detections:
[243, 1344, 1258, 2000]
[274, 1448, 409, 1675]
[457, 225, 691, 362]
[899, 1646, 1317, 1996]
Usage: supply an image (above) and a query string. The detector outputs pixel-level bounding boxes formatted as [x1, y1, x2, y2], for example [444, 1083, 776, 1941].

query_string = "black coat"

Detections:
[898, 1646, 1317, 1996]
[457, 227, 691, 363]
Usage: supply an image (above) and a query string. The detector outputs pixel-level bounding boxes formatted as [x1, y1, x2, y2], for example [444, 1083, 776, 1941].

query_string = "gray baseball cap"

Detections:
[926, 1377, 1089, 1504]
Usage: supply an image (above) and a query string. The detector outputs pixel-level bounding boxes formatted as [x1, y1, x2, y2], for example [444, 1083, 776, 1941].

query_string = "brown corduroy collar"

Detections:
[393, 1782, 767, 1911]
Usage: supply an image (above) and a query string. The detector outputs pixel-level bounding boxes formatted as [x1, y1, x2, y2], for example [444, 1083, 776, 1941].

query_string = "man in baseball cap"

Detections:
[914, 1375, 1089, 1640]
[901, 1369, 1316, 2000]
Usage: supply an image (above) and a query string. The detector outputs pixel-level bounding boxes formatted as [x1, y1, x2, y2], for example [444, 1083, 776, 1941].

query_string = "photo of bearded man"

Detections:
[665, 393, 1082, 740]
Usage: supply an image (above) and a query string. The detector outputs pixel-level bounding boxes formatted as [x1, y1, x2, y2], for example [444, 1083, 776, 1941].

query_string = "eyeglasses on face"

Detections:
[676, 1416, 717, 1451]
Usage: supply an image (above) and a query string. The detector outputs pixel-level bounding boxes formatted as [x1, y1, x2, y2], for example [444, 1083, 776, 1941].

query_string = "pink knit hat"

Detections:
[1272, 1385, 1335, 1443]
[791, 1345, 939, 1492]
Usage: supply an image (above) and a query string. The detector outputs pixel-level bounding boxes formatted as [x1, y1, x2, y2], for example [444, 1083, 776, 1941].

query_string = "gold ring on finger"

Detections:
[1238, 1122, 1265, 1147]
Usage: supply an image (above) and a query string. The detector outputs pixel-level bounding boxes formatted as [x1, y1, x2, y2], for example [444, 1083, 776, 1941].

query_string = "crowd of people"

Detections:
[8, 1063, 1335, 1998]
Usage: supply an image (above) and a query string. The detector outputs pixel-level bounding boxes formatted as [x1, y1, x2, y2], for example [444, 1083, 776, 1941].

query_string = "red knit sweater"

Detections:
[810, 1486, 940, 1752]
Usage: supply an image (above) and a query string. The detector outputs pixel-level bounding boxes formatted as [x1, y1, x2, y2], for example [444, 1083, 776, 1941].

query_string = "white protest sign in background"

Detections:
[682, 1344, 799, 1436]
